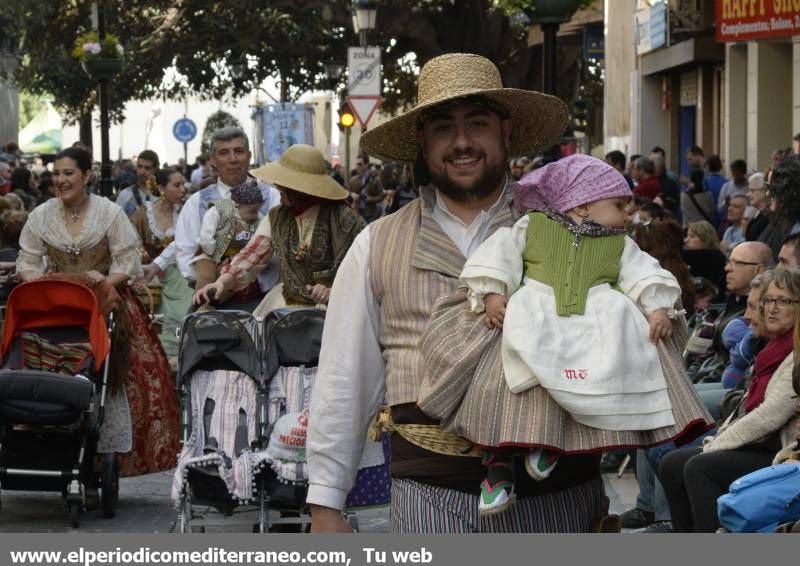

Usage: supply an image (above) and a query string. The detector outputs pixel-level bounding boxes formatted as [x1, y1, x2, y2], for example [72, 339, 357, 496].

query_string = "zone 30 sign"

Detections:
[716, 0, 800, 42]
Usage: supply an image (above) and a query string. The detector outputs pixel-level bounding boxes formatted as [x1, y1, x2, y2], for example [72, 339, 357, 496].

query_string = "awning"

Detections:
[18, 100, 62, 154]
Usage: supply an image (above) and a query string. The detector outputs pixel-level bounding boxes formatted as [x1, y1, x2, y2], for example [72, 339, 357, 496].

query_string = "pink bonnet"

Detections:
[512, 154, 632, 214]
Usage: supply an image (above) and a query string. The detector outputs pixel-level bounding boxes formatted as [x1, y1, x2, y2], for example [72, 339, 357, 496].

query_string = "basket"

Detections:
[134, 282, 162, 315]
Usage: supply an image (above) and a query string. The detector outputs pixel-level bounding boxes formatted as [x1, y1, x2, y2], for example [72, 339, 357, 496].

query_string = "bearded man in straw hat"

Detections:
[193, 144, 365, 311]
[307, 53, 609, 533]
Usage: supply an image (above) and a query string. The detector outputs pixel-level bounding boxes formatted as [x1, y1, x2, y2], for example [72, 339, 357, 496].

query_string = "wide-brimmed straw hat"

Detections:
[360, 53, 568, 163]
[251, 144, 349, 201]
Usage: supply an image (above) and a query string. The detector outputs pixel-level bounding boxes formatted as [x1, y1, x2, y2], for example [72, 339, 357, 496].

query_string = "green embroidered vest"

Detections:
[522, 212, 625, 316]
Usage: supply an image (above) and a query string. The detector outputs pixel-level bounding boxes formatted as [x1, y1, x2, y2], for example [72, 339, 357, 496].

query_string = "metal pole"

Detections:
[345, 128, 351, 179]
[541, 23, 558, 96]
[97, 1, 112, 197]
[541, 22, 562, 163]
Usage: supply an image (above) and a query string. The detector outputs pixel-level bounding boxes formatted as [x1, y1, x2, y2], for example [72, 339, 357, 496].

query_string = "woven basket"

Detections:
[134, 282, 162, 315]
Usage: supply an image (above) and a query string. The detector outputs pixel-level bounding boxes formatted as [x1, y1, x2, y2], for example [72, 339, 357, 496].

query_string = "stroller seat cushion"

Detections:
[0, 370, 93, 423]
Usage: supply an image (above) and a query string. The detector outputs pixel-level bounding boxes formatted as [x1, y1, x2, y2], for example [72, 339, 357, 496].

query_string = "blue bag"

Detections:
[717, 463, 800, 533]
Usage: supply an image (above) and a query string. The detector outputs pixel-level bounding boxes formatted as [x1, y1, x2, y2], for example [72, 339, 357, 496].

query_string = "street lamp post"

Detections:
[94, 1, 113, 197]
[352, 0, 377, 48]
[526, 0, 580, 162]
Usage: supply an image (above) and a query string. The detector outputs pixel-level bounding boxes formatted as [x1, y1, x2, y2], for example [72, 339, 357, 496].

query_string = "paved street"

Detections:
[0, 471, 637, 533]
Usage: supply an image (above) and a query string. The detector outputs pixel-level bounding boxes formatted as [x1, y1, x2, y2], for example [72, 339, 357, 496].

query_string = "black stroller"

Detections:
[173, 307, 375, 532]
[0, 280, 119, 527]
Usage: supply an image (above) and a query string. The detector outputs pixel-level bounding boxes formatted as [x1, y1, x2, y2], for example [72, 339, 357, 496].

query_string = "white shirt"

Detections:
[174, 178, 281, 279]
[306, 190, 510, 511]
[190, 166, 206, 186]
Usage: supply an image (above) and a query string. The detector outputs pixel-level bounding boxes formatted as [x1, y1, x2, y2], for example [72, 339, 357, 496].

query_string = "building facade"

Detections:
[605, 0, 800, 174]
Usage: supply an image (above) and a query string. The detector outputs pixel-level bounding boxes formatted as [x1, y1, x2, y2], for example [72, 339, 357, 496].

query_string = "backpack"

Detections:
[717, 463, 800, 533]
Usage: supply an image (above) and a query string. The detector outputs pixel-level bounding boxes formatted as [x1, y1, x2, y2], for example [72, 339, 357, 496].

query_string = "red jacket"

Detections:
[633, 176, 661, 200]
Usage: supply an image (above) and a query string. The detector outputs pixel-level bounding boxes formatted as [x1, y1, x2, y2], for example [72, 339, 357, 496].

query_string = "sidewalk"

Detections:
[0, 471, 638, 533]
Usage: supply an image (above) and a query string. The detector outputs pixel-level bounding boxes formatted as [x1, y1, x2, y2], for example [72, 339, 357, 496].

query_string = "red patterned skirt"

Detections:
[115, 286, 181, 477]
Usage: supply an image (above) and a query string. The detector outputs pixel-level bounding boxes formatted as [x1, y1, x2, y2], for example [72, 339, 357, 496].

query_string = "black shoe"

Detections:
[620, 507, 655, 529]
[639, 521, 673, 533]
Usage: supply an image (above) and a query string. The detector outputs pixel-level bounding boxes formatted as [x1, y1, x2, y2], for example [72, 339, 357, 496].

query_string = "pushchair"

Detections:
[172, 307, 388, 532]
[0, 280, 118, 527]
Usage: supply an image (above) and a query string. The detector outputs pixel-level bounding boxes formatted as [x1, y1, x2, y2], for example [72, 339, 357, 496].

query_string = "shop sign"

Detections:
[635, 0, 668, 55]
[716, 0, 800, 42]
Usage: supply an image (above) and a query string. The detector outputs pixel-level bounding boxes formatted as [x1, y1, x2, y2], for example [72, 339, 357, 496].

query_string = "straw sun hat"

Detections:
[251, 144, 349, 201]
[360, 52, 569, 163]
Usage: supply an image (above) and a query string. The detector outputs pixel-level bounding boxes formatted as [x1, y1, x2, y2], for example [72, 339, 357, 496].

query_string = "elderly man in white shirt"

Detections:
[307, 53, 608, 534]
[174, 127, 281, 292]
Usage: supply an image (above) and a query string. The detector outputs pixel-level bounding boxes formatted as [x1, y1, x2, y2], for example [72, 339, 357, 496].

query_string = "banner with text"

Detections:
[716, 0, 800, 42]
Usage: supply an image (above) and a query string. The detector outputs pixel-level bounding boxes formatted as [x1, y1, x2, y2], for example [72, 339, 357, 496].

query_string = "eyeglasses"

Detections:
[727, 258, 761, 268]
[760, 296, 800, 309]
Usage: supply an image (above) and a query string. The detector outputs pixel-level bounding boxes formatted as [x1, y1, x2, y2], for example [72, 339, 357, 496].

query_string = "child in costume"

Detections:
[459, 155, 685, 516]
[192, 179, 264, 307]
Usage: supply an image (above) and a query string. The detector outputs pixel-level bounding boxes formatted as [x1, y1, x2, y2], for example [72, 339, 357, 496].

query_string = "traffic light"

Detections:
[338, 101, 355, 131]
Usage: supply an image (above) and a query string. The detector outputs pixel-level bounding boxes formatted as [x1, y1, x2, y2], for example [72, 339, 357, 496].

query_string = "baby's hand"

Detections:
[484, 293, 507, 330]
[648, 309, 672, 343]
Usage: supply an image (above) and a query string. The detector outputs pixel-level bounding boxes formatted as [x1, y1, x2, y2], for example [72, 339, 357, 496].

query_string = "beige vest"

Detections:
[370, 185, 517, 406]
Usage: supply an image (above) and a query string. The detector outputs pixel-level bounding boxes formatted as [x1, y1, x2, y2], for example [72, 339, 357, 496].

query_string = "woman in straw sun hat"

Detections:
[192, 144, 365, 311]
[307, 53, 626, 533]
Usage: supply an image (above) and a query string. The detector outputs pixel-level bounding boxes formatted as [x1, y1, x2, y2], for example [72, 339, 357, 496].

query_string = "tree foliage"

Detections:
[0, 0, 588, 130]
[200, 110, 242, 154]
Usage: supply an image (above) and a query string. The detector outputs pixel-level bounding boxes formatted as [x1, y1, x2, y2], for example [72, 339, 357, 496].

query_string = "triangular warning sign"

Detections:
[346, 96, 381, 129]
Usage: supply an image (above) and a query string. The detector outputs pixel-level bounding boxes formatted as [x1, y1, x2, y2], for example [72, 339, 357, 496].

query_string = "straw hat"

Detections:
[250, 144, 349, 201]
[360, 53, 569, 163]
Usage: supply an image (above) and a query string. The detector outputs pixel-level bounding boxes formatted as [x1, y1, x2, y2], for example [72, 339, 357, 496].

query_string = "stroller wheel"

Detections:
[256, 488, 268, 533]
[69, 502, 80, 528]
[101, 454, 119, 518]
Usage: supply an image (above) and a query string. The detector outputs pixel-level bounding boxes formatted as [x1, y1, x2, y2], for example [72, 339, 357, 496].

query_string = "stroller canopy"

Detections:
[0, 280, 110, 370]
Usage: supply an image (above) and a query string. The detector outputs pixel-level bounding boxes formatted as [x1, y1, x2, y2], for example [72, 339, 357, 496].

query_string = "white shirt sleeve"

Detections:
[306, 227, 387, 511]
[152, 241, 176, 271]
[198, 206, 221, 256]
[617, 236, 682, 314]
[460, 214, 528, 312]
[174, 192, 202, 279]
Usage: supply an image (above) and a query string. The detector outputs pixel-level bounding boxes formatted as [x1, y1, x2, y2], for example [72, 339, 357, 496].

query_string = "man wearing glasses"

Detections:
[687, 241, 774, 382]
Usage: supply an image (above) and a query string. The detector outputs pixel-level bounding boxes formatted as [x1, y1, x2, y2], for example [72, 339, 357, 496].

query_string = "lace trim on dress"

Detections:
[144, 200, 178, 240]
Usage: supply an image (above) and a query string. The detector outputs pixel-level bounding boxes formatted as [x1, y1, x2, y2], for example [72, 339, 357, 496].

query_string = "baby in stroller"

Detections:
[172, 307, 389, 532]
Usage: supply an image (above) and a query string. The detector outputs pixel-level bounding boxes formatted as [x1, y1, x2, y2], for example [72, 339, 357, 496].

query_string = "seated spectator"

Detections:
[717, 159, 749, 220]
[632, 221, 695, 316]
[682, 220, 728, 302]
[605, 150, 634, 188]
[680, 169, 714, 226]
[10, 167, 39, 210]
[0, 209, 27, 303]
[694, 276, 766, 420]
[745, 172, 771, 242]
[0, 161, 11, 195]
[778, 233, 800, 270]
[720, 194, 749, 255]
[4, 192, 24, 211]
[659, 267, 800, 532]
[765, 154, 800, 237]
[631, 156, 661, 200]
[692, 277, 720, 319]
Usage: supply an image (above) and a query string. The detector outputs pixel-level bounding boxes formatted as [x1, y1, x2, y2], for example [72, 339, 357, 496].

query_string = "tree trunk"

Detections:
[79, 112, 92, 150]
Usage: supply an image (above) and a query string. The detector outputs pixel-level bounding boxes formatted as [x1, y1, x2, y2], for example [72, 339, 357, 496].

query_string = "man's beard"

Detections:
[429, 155, 507, 203]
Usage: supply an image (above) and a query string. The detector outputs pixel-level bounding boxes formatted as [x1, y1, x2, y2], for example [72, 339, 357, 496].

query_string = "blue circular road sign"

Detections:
[173, 118, 197, 143]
